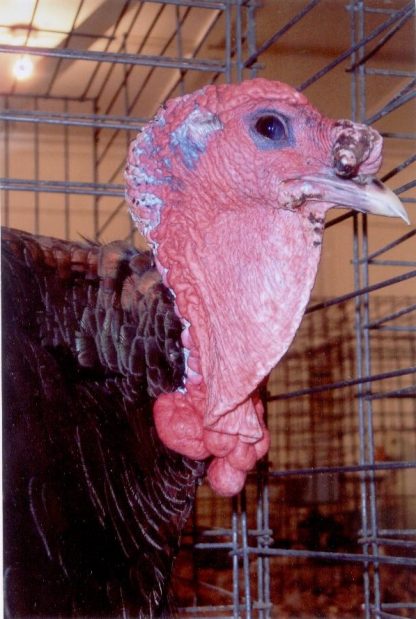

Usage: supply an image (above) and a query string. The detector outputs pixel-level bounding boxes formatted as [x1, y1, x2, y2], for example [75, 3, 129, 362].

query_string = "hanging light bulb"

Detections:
[12, 54, 33, 80]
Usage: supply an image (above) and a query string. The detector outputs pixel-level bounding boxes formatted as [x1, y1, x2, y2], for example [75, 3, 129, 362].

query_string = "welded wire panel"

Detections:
[175, 295, 415, 617]
[0, 0, 253, 242]
[174, 1, 415, 617]
[0, 1, 414, 618]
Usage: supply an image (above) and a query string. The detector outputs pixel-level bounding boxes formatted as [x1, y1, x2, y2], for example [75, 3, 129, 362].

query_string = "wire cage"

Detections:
[1, 1, 415, 617]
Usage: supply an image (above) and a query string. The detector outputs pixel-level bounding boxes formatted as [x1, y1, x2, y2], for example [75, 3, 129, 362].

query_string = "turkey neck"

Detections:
[152, 197, 327, 425]
[2, 228, 185, 398]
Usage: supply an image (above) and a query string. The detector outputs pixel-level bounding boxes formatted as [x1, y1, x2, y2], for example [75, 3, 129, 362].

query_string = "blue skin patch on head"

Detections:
[169, 107, 223, 170]
[141, 128, 154, 145]
[154, 112, 166, 127]
[137, 192, 163, 209]
[170, 124, 206, 170]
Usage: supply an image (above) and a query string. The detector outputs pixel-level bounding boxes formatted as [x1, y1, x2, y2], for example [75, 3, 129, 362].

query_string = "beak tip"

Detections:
[381, 188, 411, 226]
[354, 179, 411, 225]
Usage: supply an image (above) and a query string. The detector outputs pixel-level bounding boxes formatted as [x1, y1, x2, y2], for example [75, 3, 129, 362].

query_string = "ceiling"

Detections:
[0, 0, 414, 119]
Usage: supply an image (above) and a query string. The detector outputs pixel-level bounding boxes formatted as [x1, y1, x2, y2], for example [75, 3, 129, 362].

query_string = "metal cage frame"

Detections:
[1, 1, 415, 618]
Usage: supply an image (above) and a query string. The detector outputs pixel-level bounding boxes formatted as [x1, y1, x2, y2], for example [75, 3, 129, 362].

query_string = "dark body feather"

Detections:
[2, 227, 205, 618]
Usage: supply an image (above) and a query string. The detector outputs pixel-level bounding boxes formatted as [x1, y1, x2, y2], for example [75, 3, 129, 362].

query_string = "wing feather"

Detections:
[2, 227, 205, 617]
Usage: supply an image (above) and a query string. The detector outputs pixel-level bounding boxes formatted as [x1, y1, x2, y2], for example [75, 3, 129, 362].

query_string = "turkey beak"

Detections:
[303, 174, 410, 224]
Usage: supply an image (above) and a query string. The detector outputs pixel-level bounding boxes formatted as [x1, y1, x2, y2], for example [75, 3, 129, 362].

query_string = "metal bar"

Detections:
[381, 131, 416, 140]
[265, 461, 416, 478]
[3, 96, 10, 226]
[371, 609, 414, 619]
[378, 529, 416, 537]
[364, 303, 416, 328]
[201, 525, 272, 538]
[244, 0, 321, 68]
[199, 528, 237, 537]
[381, 153, 416, 182]
[231, 498, 240, 619]
[0, 109, 147, 131]
[0, 91, 94, 102]
[365, 384, 416, 400]
[237, 547, 416, 567]
[382, 602, 416, 616]
[225, 0, 232, 82]
[240, 491, 252, 619]
[371, 327, 416, 333]
[93, 99, 100, 242]
[298, 1, 414, 91]
[0, 23, 115, 41]
[306, 269, 416, 314]
[349, 1, 357, 123]
[235, 0, 243, 82]
[365, 68, 416, 78]
[175, 4, 186, 96]
[146, 0, 227, 7]
[122, 34, 135, 246]
[361, 212, 382, 613]
[367, 259, 416, 267]
[383, 602, 416, 609]
[261, 463, 271, 619]
[34, 97, 39, 234]
[353, 201, 370, 619]
[256, 477, 265, 619]
[363, 7, 409, 15]
[255, 449, 272, 619]
[196, 542, 234, 550]
[64, 99, 70, 240]
[347, 4, 415, 71]
[0, 43, 226, 73]
[365, 78, 416, 126]
[394, 178, 416, 195]
[344, 39, 361, 612]
[246, 0, 257, 78]
[0, 178, 123, 197]
[354, 229, 416, 263]
[359, 537, 416, 549]
[268, 366, 416, 401]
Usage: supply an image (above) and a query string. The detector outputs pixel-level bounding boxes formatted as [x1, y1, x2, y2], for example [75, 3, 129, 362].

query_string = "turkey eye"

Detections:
[254, 115, 286, 142]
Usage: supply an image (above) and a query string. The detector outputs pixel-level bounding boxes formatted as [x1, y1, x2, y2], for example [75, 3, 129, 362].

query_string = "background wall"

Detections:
[1, 1, 415, 617]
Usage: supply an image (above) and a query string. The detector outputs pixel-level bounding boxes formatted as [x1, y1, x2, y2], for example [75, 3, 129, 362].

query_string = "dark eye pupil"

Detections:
[255, 115, 285, 141]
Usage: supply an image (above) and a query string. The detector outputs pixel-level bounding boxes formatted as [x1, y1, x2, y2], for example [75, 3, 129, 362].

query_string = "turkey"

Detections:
[2, 78, 408, 618]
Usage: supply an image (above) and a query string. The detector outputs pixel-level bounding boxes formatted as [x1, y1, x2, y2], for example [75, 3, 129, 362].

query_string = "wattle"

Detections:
[151, 204, 325, 495]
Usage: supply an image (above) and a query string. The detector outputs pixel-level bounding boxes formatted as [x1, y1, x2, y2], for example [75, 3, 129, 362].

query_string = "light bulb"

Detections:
[12, 54, 33, 80]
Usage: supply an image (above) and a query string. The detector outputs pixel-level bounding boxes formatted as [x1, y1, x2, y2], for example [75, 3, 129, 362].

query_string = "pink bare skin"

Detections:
[125, 79, 408, 496]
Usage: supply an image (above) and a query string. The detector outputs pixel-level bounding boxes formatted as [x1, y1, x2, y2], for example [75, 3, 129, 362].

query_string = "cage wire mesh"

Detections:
[0, 0, 415, 617]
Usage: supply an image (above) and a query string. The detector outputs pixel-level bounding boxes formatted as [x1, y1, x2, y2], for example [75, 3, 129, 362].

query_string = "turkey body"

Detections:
[2, 77, 408, 617]
[2, 227, 204, 618]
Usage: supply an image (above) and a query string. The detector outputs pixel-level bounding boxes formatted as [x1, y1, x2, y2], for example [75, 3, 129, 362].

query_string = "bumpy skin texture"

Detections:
[2, 228, 204, 618]
[125, 78, 385, 495]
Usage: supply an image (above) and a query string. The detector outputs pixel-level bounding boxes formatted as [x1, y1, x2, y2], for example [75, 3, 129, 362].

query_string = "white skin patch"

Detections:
[137, 192, 163, 209]
[170, 108, 223, 170]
